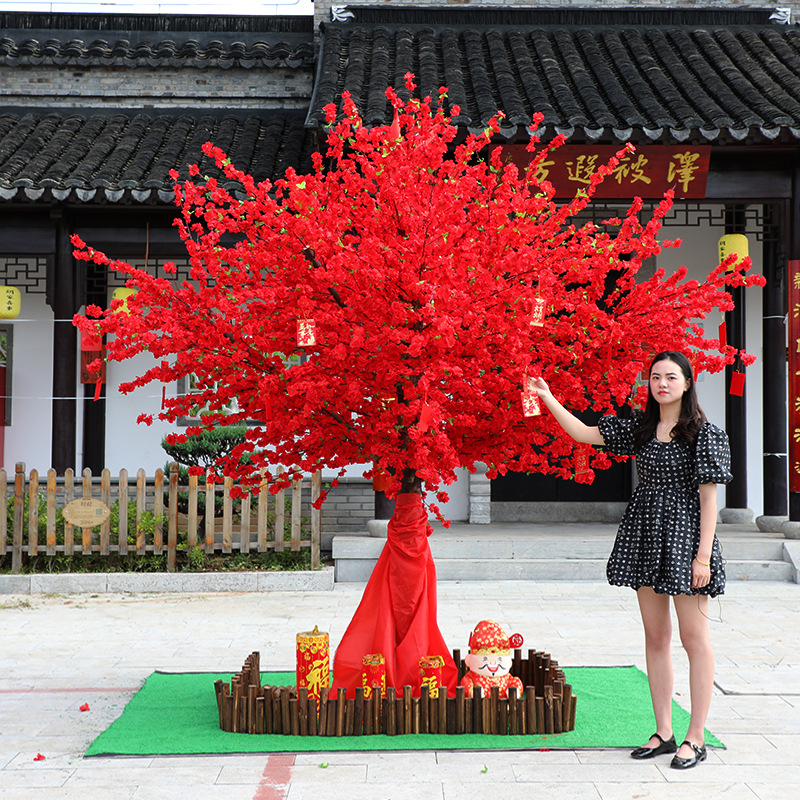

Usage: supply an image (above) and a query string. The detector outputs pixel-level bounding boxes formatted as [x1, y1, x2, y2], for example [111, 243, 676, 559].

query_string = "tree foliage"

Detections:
[73, 75, 763, 513]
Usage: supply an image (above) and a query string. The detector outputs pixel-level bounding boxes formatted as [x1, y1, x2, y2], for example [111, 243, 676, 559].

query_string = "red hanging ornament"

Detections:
[297, 318, 316, 347]
[730, 371, 745, 396]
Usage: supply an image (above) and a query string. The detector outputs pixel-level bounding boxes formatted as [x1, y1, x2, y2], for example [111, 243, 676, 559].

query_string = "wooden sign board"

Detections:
[62, 497, 111, 528]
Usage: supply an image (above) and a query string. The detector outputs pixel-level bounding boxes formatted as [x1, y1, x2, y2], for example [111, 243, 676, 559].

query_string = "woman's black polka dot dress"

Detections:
[598, 415, 732, 597]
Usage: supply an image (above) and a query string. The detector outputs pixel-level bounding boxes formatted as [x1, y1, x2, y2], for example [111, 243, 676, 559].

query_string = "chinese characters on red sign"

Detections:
[502, 145, 712, 199]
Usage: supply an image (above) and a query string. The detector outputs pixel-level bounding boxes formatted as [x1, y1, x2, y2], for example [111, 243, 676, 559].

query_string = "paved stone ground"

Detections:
[0, 579, 798, 799]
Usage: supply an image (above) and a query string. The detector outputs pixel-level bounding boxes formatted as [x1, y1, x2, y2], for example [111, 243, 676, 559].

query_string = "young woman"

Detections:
[531, 350, 731, 770]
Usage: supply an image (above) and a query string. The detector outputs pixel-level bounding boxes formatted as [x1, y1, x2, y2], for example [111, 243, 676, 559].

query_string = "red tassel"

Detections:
[161, 386, 167, 409]
[93, 379, 102, 402]
[389, 111, 401, 140]
[730, 371, 745, 396]
[718, 320, 727, 348]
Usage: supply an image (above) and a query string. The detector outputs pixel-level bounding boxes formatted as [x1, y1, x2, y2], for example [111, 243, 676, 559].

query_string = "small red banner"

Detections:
[502, 145, 711, 199]
[789, 261, 800, 493]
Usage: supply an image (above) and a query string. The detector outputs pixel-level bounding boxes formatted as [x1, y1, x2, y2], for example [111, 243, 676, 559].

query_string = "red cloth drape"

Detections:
[332, 493, 458, 697]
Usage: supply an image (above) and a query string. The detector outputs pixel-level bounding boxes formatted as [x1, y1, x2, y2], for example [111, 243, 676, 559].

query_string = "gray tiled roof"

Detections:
[0, 12, 314, 69]
[0, 109, 316, 203]
[307, 18, 800, 142]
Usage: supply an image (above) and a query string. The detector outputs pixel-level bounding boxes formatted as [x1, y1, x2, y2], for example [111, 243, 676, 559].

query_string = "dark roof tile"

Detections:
[0, 109, 316, 203]
[308, 22, 800, 141]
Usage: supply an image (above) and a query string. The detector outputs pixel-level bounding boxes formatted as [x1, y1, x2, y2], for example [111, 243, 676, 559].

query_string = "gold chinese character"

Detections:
[793, 428, 800, 443]
[533, 159, 555, 183]
[565, 154, 599, 185]
[611, 154, 652, 185]
[794, 272, 800, 290]
[667, 152, 701, 193]
[794, 397, 800, 412]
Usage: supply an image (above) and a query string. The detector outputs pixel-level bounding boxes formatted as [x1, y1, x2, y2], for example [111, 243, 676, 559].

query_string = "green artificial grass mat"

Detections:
[85, 667, 724, 755]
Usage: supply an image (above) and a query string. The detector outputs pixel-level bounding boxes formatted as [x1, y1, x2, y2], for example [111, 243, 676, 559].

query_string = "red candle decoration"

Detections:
[361, 653, 386, 699]
[296, 625, 330, 700]
[297, 318, 316, 347]
[419, 655, 445, 698]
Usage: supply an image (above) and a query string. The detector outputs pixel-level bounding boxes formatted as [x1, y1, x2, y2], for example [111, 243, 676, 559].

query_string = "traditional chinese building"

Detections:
[3, 3, 800, 529]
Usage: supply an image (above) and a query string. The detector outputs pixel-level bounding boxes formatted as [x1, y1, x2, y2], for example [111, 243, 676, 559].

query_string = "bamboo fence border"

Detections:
[216, 650, 577, 737]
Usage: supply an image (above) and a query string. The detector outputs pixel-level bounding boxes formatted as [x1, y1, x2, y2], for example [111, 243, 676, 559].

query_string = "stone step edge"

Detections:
[0, 567, 335, 595]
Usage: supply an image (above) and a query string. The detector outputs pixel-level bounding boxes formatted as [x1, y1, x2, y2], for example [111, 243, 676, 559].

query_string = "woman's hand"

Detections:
[691, 557, 711, 589]
[529, 376, 551, 398]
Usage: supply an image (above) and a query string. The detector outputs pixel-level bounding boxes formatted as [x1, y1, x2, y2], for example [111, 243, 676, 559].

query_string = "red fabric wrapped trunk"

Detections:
[332, 493, 458, 697]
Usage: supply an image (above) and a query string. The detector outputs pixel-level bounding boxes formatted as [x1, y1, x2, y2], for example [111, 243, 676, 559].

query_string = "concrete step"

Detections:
[331, 523, 800, 583]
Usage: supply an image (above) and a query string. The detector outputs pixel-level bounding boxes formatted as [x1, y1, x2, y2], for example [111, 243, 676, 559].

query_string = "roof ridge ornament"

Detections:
[769, 7, 793, 25]
[331, 6, 354, 23]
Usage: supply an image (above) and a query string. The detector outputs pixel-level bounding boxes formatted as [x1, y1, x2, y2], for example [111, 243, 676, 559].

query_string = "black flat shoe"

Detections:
[670, 740, 707, 769]
[630, 732, 678, 759]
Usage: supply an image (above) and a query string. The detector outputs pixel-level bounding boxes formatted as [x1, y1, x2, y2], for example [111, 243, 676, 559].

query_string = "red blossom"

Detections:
[71, 80, 763, 507]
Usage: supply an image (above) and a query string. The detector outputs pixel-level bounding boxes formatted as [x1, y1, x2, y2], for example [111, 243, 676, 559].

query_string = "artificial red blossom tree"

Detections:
[73, 75, 762, 696]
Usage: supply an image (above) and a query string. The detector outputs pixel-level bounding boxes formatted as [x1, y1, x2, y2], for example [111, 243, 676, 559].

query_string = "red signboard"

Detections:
[502, 145, 711, 199]
[789, 260, 800, 493]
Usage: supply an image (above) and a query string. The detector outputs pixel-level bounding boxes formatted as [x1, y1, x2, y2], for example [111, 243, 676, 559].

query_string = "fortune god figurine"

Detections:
[460, 619, 524, 699]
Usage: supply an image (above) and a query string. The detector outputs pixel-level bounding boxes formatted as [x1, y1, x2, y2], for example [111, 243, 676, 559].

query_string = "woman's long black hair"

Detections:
[634, 350, 707, 449]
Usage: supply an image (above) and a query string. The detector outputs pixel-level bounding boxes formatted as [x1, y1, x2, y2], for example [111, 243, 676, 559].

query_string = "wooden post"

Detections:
[280, 687, 292, 735]
[274, 467, 285, 551]
[81, 468, 93, 555]
[372, 688, 382, 734]
[118, 468, 129, 556]
[100, 468, 111, 556]
[27, 468, 39, 561]
[385, 687, 396, 735]
[345, 698, 355, 736]
[307, 694, 317, 735]
[12, 462, 25, 572]
[135, 468, 146, 554]
[222, 476, 233, 553]
[257, 468, 269, 553]
[464, 697, 473, 733]
[249, 684, 258, 734]
[438, 687, 448, 735]
[536, 697, 545, 734]
[298, 687, 308, 736]
[455, 686, 465, 734]
[569, 695, 577, 731]
[452, 649, 462, 681]
[264, 687, 273, 734]
[544, 685, 554, 734]
[167, 463, 179, 571]
[256, 696, 265, 734]
[508, 687, 518, 735]
[335, 688, 346, 736]
[153, 467, 164, 554]
[562, 684, 573, 732]
[326, 697, 336, 736]
[271, 688, 281, 734]
[240, 491, 251, 553]
[311, 471, 321, 569]
[403, 686, 412, 735]
[525, 687, 535, 735]
[353, 687, 364, 737]
[205, 470, 215, 553]
[46, 468, 57, 556]
[290, 697, 300, 736]
[472, 687, 483, 734]
[187, 472, 199, 551]
[420, 683, 429, 733]
[364, 695, 373, 735]
[291, 477, 301, 551]
[214, 680, 225, 728]
[318, 687, 329, 736]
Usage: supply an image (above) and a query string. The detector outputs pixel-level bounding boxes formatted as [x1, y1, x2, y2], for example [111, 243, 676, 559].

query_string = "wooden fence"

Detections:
[216, 650, 577, 737]
[1, 462, 321, 573]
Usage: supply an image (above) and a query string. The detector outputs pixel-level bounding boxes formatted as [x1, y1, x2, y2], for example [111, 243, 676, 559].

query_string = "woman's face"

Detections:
[649, 358, 690, 405]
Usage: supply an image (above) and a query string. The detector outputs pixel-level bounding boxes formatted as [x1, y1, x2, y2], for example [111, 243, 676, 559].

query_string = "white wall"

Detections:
[2, 294, 53, 474]
[655, 206, 766, 517]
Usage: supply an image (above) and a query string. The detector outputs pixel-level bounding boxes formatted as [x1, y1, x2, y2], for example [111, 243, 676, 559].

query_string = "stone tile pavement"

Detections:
[0, 579, 798, 799]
